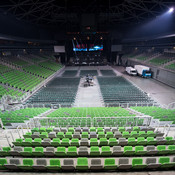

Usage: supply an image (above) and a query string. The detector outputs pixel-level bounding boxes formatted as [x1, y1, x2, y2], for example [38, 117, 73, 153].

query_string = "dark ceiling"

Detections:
[0, 0, 174, 28]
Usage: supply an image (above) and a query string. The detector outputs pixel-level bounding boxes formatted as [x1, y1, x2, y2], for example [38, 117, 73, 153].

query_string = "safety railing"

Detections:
[25, 116, 152, 129]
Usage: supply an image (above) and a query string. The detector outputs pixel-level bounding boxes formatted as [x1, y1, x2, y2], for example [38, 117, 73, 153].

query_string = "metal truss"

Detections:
[0, 0, 174, 26]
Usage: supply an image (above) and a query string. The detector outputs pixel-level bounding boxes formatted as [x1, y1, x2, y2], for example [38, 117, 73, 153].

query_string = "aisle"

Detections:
[73, 77, 104, 107]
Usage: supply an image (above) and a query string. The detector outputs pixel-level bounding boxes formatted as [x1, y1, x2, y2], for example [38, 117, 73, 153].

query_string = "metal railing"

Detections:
[25, 115, 152, 129]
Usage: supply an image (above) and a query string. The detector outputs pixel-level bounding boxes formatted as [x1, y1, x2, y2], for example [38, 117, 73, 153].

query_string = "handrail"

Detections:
[163, 124, 170, 137]
[16, 125, 24, 138]
[26, 122, 32, 132]
[0, 118, 4, 129]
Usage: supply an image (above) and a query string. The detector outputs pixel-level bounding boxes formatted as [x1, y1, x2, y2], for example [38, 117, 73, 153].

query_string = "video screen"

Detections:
[89, 44, 103, 51]
[73, 44, 103, 51]
[73, 44, 88, 51]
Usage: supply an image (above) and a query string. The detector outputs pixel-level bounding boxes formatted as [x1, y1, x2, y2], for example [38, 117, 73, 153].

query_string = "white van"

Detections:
[125, 67, 137, 76]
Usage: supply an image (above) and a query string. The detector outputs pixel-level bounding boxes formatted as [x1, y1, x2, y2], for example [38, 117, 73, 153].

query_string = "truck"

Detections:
[125, 67, 137, 76]
[134, 65, 152, 78]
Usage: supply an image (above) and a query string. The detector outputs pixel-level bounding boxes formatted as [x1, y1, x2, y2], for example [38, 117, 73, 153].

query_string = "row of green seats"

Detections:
[1, 145, 175, 157]
[23, 65, 55, 78]
[0, 108, 49, 126]
[0, 69, 42, 91]
[47, 107, 135, 118]
[98, 77, 153, 105]
[39, 61, 63, 72]
[165, 63, 175, 71]
[0, 157, 175, 171]
[0, 64, 12, 73]
[13, 136, 170, 147]
[131, 106, 175, 123]
[149, 57, 171, 66]
[0, 85, 24, 99]
[24, 130, 159, 139]
[30, 126, 143, 133]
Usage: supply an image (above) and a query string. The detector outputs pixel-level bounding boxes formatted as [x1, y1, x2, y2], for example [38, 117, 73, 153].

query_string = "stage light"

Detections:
[73, 37, 76, 40]
[168, 7, 174, 13]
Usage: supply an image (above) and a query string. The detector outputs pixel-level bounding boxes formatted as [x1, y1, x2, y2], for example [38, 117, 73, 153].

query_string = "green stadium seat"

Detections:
[147, 131, 156, 137]
[46, 128, 53, 133]
[159, 157, 175, 168]
[67, 147, 77, 156]
[106, 132, 114, 139]
[165, 137, 175, 145]
[157, 145, 169, 155]
[68, 127, 74, 133]
[13, 138, 23, 146]
[19, 159, 34, 170]
[23, 132, 32, 138]
[76, 158, 88, 170]
[97, 127, 103, 133]
[65, 132, 72, 139]
[47, 159, 61, 170]
[55, 147, 66, 157]
[104, 158, 117, 170]
[0, 158, 7, 170]
[0, 147, 11, 156]
[139, 131, 147, 138]
[122, 131, 130, 138]
[31, 128, 39, 133]
[32, 138, 42, 147]
[128, 138, 137, 146]
[39, 128, 46, 133]
[71, 138, 79, 146]
[82, 132, 89, 138]
[135, 146, 146, 155]
[137, 137, 147, 145]
[61, 138, 70, 146]
[133, 126, 140, 132]
[101, 146, 111, 156]
[168, 145, 175, 154]
[130, 131, 138, 138]
[40, 132, 48, 139]
[90, 127, 96, 132]
[57, 132, 64, 139]
[124, 146, 134, 156]
[90, 138, 98, 146]
[90, 146, 100, 156]
[99, 138, 108, 146]
[109, 138, 118, 146]
[51, 138, 60, 147]
[132, 158, 147, 169]
[118, 127, 125, 132]
[32, 147, 44, 157]
[22, 138, 32, 147]
[147, 137, 157, 145]
[98, 132, 105, 138]
[20, 147, 33, 157]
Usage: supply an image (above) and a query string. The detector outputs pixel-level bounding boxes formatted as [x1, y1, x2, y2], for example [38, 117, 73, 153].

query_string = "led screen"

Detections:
[89, 44, 103, 51]
[73, 44, 103, 51]
[73, 44, 87, 51]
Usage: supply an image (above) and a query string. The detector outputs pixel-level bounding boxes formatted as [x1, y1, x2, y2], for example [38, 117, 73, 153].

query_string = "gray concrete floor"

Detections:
[1, 171, 175, 175]
[112, 66, 175, 106]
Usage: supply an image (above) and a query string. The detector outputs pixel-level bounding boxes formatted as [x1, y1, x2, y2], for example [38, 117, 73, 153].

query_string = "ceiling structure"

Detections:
[0, 0, 174, 28]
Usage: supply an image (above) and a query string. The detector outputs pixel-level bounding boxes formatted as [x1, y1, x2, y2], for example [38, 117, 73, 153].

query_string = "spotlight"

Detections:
[168, 7, 174, 13]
